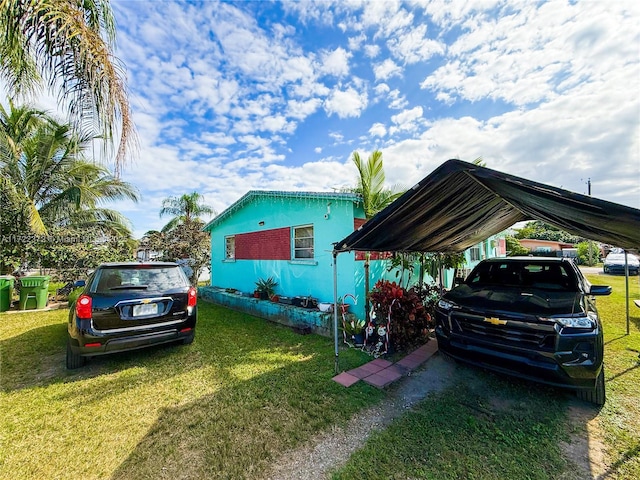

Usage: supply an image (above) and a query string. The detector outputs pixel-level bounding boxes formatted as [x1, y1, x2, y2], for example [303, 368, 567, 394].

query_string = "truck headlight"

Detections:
[551, 317, 595, 329]
[437, 299, 456, 311]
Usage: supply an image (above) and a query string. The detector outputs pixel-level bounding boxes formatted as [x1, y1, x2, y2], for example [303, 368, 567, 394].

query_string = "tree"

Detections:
[159, 192, 215, 232]
[505, 236, 529, 256]
[153, 192, 214, 284]
[351, 150, 404, 218]
[0, 102, 138, 235]
[350, 150, 404, 320]
[0, 0, 136, 173]
[515, 221, 583, 244]
[0, 102, 138, 273]
[145, 221, 210, 286]
[577, 241, 599, 266]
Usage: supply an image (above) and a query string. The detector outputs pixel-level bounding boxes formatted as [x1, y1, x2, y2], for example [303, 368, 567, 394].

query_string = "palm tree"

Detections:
[160, 192, 215, 232]
[0, 0, 136, 173]
[350, 150, 404, 320]
[351, 150, 404, 219]
[0, 102, 138, 236]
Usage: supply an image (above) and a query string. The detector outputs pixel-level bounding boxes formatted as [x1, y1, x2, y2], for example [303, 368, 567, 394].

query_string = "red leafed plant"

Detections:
[368, 280, 438, 353]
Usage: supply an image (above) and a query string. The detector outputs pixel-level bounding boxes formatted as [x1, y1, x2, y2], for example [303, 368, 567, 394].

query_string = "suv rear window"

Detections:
[92, 266, 189, 293]
[467, 261, 577, 291]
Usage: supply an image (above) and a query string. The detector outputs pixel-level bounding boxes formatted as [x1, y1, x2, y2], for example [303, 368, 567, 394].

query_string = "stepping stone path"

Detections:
[333, 340, 439, 388]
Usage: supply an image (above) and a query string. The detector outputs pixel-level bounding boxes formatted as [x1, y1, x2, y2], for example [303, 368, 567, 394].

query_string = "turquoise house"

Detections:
[202, 191, 383, 320]
[202, 190, 508, 332]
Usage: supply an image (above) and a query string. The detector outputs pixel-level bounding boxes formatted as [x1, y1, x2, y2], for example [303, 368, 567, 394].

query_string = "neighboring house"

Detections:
[518, 238, 574, 254]
[203, 191, 384, 319]
[135, 235, 162, 262]
[443, 235, 507, 288]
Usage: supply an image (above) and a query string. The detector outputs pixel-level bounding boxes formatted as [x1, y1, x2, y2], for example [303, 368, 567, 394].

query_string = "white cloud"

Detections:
[373, 83, 390, 96]
[329, 131, 344, 144]
[324, 86, 369, 118]
[318, 47, 351, 77]
[259, 115, 296, 134]
[373, 59, 402, 81]
[361, 1, 406, 33]
[421, 1, 640, 108]
[103, 0, 639, 239]
[201, 132, 236, 147]
[387, 89, 408, 110]
[369, 123, 387, 138]
[391, 106, 424, 127]
[348, 33, 366, 51]
[364, 44, 380, 58]
[287, 98, 322, 120]
[387, 23, 444, 64]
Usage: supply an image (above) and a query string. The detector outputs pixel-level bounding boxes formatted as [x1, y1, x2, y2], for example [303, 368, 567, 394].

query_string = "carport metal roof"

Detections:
[335, 159, 640, 254]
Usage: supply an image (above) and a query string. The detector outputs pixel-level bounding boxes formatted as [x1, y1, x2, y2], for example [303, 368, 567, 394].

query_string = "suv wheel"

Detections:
[577, 368, 605, 406]
[66, 338, 86, 369]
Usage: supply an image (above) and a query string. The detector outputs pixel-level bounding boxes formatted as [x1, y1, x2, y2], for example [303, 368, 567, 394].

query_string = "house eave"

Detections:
[203, 190, 362, 231]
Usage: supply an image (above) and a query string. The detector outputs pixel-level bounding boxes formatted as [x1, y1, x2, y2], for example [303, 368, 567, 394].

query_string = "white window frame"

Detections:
[293, 225, 314, 260]
[469, 247, 481, 262]
[225, 235, 235, 260]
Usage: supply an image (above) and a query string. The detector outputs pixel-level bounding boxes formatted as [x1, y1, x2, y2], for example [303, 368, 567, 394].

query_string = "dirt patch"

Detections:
[560, 403, 608, 479]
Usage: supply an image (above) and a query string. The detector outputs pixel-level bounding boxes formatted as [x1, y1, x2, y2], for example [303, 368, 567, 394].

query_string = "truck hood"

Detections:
[443, 284, 583, 316]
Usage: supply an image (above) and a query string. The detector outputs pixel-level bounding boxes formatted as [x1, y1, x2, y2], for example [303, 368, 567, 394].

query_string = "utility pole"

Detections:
[586, 178, 593, 266]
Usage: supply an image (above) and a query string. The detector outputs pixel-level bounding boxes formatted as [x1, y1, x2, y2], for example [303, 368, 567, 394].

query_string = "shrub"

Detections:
[368, 280, 438, 353]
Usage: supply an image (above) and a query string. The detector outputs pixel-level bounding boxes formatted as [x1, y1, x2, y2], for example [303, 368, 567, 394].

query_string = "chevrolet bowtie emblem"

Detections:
[485, 317, 507, 325]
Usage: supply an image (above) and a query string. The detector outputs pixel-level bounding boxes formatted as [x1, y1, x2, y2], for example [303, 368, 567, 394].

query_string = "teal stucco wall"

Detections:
[206, 192, 374, 318]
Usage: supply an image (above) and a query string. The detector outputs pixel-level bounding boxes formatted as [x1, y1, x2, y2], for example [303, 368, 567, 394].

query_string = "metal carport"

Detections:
[331, 159, 640, 372]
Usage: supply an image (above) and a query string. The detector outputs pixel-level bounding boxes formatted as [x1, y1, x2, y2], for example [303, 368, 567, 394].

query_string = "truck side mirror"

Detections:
[589, 285, 612, 296]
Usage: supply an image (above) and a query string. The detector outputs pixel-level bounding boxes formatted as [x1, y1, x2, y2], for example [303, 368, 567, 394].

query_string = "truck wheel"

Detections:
[577, 368, 605, 406]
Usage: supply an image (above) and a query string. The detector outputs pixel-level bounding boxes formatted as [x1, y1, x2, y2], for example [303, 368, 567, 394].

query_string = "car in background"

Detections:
[67, 262, 197, 369]
[603, 250, 639, 275]
[435, 257, 611, 405]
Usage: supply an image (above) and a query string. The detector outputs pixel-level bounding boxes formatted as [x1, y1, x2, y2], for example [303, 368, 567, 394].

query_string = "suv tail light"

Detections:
[76, 295, 92, 319]
[188, 287, 197, 307]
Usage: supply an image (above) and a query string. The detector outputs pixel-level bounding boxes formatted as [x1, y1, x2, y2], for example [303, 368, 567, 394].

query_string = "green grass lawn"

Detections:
[1, 273, 638, 479]
[0, 303, 383, 479]
[331, 272, 640, 480]
[588, 273, 640, 479]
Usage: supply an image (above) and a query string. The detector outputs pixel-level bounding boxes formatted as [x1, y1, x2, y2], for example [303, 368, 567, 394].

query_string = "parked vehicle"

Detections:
[66, 262, 197, 369]
[603, 250, 639, 275]
[435, 257, 611, 405]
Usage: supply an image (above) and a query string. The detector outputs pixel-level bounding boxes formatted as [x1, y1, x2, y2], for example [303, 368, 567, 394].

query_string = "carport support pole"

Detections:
[333, 251, 340, 374]
[625, 251, 630, 335]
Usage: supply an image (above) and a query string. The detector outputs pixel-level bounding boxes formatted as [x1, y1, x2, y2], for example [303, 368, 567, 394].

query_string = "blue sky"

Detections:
[9, 1, 640, 238]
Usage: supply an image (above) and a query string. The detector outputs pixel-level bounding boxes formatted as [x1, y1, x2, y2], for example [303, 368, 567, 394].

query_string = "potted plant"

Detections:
[255, 276, 278, 300]
[342, 317, 366, 347]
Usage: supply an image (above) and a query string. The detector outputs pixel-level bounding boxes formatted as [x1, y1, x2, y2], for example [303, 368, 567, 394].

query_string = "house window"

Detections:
[225, 236, 235, 259]
[293, 225, 314, 259]
[469, 247, 481, 262]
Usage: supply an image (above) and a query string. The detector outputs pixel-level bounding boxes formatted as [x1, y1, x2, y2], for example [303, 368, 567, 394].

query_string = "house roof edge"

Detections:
[203, 190, 361, 231]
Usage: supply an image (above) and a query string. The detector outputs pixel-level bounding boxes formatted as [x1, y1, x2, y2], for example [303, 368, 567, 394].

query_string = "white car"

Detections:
[603, 251, 639, 275]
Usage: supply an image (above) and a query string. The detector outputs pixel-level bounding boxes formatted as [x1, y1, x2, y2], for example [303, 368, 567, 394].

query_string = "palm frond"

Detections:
[0, 0, 137, 173]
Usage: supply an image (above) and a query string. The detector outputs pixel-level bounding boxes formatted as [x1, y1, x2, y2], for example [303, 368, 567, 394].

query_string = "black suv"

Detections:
[67, 262, 197, 369]
[435, 257, 611, 405]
